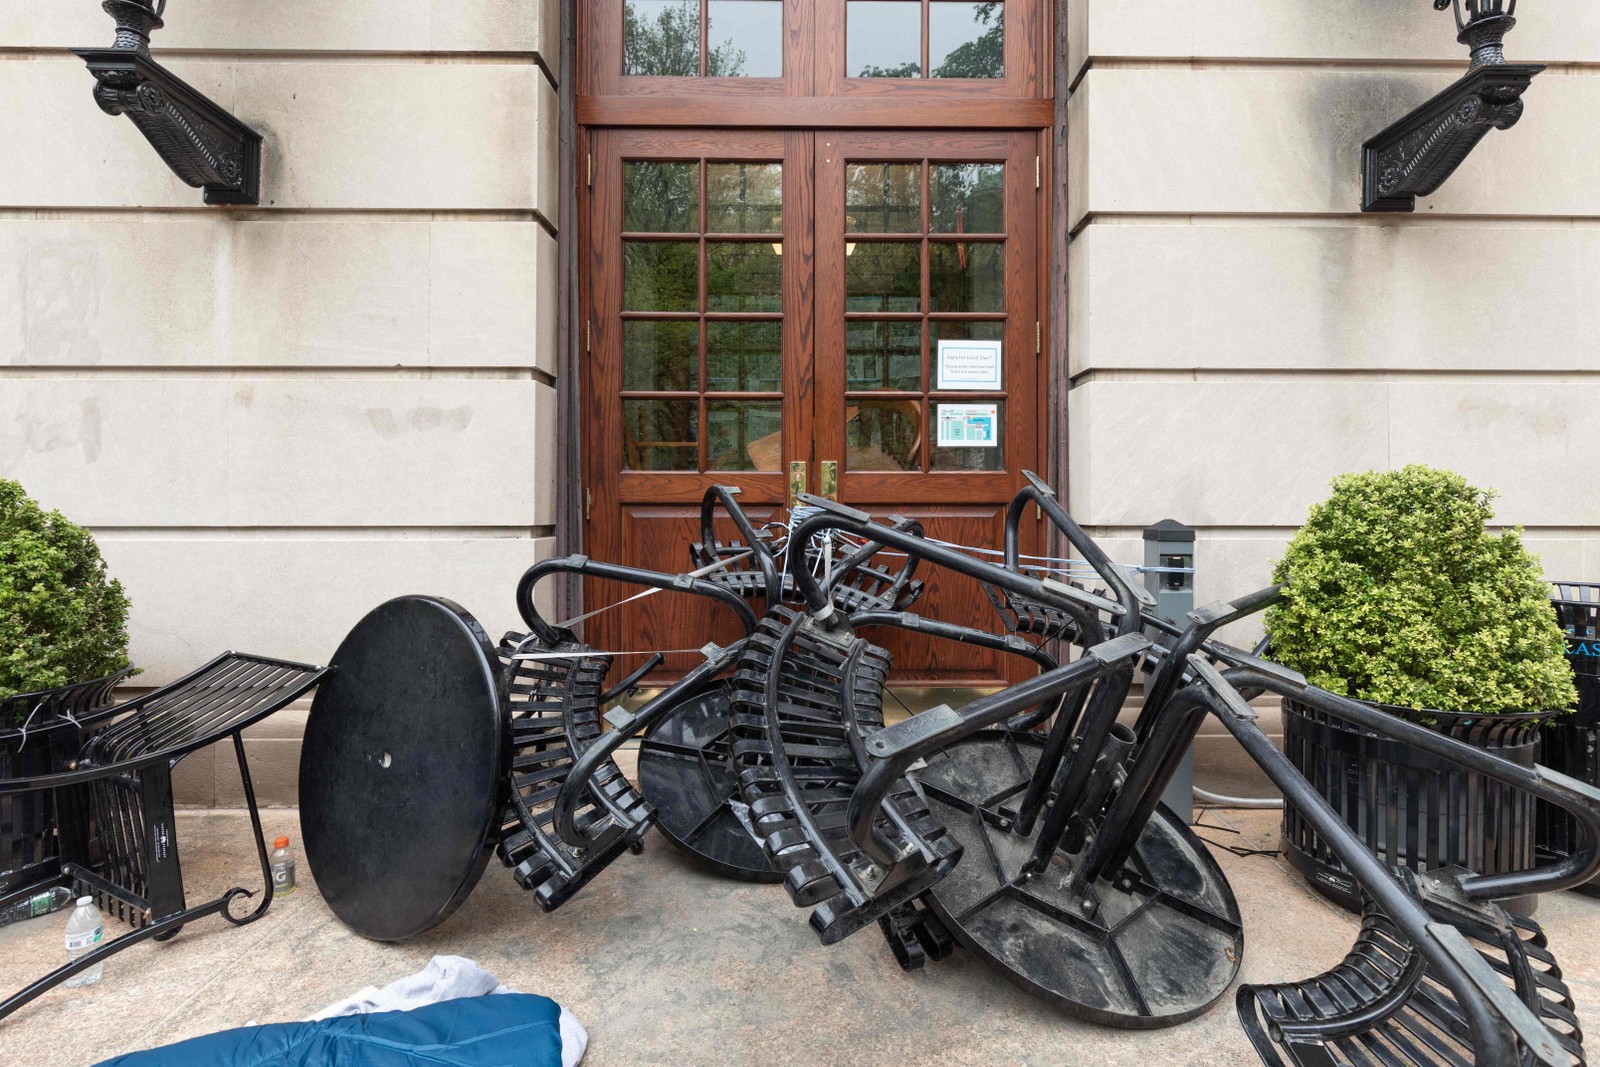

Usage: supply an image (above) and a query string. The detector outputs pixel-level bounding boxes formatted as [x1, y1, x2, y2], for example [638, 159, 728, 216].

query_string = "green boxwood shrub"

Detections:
[1265, 465, 1575, 716]
[1, 479, 132, 699]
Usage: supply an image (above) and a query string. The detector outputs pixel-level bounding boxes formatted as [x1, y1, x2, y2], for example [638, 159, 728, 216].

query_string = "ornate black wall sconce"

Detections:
[73, 0, 262, 206]
[1362, 1, 1544, 213]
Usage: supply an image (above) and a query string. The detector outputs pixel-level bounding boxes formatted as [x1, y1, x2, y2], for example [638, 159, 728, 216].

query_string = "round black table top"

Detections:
[299, 595, 507, 942]
[637, 683, 779, 883]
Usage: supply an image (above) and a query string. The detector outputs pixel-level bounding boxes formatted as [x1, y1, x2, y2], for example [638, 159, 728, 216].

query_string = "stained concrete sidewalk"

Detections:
[3, 806, 1599, 1066]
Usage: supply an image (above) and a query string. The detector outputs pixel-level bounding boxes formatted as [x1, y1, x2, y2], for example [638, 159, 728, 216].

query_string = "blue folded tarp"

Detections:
[96, 993, 565, 1067]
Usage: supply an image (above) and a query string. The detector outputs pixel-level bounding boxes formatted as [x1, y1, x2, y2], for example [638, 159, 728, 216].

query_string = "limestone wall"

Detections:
[1065, 1, 1600, 628]
[0, 1, 562, 803]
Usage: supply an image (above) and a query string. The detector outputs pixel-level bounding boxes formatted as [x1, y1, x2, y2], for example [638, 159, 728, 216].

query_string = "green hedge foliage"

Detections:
[1265, 465, 1575, 715]
[1, 479, 132, 698]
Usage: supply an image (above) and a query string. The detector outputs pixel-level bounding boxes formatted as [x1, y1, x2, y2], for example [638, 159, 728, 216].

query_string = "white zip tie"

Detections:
[12, 699, 44, 753]
[512, 647, 713, 661]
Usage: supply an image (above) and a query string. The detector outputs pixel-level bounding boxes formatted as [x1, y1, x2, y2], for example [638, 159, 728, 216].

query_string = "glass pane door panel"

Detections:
[833, 154, 1010, 477]
[615, 149, 787, 474]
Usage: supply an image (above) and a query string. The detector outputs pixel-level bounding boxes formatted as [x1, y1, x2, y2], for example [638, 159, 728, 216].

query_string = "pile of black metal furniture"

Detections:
[0, 653, 327, 1020]
[299, 475, 1600, 1066]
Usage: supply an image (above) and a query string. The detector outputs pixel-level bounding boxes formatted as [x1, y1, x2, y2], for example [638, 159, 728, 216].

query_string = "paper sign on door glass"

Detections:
[935, 403, 999, 448]
[936, 339, 1003, 390]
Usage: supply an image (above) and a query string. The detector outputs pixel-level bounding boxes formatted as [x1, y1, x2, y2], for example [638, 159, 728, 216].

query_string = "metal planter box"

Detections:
[1280, 696, 1542, 917]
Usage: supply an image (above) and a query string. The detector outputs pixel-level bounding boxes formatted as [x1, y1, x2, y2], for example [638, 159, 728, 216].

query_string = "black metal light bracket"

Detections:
[73, 1, 263, 206]
[1361, 1, 1543, 213]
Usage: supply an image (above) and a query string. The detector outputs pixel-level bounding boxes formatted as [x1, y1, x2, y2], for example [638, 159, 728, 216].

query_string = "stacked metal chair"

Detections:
[296, 475, 1600, 1067]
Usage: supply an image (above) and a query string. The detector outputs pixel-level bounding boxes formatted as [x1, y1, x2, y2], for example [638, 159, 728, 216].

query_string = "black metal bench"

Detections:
[1239, 879, 1585, 1067]
[0, 652, 325, 1020]
[1179, 636, 1600, 1067]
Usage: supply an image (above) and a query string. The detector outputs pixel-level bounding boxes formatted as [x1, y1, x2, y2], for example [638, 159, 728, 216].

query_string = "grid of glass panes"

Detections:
[846, 1, 1003, 79]
[623, 0, 784, 77]
[621, 159, 784, 472]
[844, 160, 1005, 473]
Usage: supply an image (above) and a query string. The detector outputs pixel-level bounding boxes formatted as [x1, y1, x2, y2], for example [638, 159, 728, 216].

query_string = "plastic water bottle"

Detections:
[270, 836, 296, 897]
[63, 896, 104, 987]
[0, 886, 74, 928]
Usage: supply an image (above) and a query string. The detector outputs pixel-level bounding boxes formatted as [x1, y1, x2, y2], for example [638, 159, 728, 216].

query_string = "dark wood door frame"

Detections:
[571, 0, 1057, 682]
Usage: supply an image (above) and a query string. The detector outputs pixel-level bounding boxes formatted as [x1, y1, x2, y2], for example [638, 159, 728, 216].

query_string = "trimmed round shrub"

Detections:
[1265, 465, 1575, 715]
[1, 479, 132, 698]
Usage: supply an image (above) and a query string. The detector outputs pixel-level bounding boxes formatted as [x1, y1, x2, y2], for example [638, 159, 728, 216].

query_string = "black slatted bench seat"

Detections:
[495, 632, 654, 912]
[1239, 880, 1585, 1067]
[730, 605, 961, 945]
[0, 651, 326, 1021]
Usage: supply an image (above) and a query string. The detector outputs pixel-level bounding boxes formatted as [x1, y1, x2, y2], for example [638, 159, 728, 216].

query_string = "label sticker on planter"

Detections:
[935, 403, 999, 448]
[936, 339, 1003, 390]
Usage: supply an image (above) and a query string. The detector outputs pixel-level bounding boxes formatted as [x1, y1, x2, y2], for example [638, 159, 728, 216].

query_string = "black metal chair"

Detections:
[0, 653, 326, 1021]
[691, 483, 926, 613]
[728, 496, 1159, 966]
[503, 555, 758, 909]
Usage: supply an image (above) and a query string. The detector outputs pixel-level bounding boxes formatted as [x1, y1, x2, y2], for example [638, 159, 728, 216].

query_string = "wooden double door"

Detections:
[582, 126, 1046, 683]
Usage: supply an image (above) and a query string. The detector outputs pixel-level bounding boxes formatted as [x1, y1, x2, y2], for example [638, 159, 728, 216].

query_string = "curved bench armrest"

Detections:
[1004, 470, 1150, 636]
[699, 484, 783, 604]
[516, 555, 760, 644]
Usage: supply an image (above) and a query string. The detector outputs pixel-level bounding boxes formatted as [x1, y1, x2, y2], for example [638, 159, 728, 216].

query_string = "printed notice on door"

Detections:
[936, 340, 1003, 391]
[936, 403, 999, 448]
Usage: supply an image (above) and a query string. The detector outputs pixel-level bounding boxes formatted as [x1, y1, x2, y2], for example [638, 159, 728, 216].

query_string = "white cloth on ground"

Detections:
[310, 954, 587, 1067]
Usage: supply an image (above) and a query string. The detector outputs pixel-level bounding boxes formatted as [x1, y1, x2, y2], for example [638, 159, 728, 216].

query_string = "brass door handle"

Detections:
[788, 460, 808, 508]
[820, 460, 838, 501]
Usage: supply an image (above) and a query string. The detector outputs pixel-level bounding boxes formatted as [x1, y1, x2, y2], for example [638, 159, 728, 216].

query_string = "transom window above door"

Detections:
[845, 1, 1003, 79]
[581, 0, 1047, 113]
[623, 0, 785, 77]
[620, 0, 1004, 80]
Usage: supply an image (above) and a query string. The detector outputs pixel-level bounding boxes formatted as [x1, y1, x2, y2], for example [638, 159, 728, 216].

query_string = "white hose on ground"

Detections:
[1193, 787, 1283, 810]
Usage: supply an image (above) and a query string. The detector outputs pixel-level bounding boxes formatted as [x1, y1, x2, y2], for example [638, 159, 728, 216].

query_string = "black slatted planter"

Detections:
[1281, 697, 1543, 917]
[1542, 583, 1600, 897]
[0, 670, 131, 905]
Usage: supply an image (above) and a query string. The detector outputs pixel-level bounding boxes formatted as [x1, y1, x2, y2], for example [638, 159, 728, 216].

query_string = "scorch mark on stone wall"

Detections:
[365, 406, 473, 439]
[0, 399, 103, 469]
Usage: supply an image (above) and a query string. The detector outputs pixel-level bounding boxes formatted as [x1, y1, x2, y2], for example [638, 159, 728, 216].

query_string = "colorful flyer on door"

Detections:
[936, 403, 999, 448]
[936, 339, 1003, 390]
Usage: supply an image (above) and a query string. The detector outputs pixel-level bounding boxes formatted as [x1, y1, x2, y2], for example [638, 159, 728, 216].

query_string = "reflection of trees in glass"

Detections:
[857, 60, 921, 79]
[624, 162, 696, 233]
[934, 3, 1003, 79]
[931, 163, 1004, 233]
[707, 244, 781, 313]
[624, 0, 748, 76]
[857, 2, 1004, 79]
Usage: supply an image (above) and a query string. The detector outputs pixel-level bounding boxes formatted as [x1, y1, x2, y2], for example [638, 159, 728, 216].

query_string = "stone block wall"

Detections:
[1065, 3, 1600, 793]
[1066, 1, 1600, 628]
[0, 1, 562, 803]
